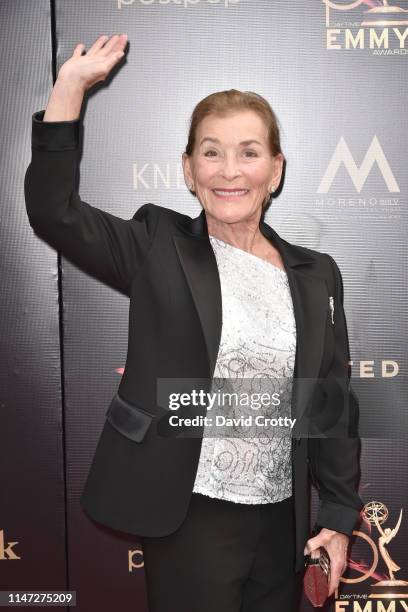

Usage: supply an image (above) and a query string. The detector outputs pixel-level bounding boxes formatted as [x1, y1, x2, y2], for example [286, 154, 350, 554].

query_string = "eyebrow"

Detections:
[199, 137, 263, 147]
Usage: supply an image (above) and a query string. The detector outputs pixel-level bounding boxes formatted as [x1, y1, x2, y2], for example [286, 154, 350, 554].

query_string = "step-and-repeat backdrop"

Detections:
[2, 0, 407, 610]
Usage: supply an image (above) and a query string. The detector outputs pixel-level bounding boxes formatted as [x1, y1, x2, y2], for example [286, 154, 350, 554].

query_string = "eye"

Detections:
[204, 150, 218, 157]
[244, 150, 258, 157]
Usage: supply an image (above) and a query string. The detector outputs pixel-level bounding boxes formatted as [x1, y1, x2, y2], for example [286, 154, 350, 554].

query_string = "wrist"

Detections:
[43, 77, 85, 122]
[54, 73, 85, 97]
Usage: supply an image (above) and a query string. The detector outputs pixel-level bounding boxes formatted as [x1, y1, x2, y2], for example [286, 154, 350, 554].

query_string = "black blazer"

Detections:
[24, 110, 363, 572]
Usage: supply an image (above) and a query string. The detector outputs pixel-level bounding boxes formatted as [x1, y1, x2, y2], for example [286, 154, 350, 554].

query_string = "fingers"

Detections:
[73, 34, 128, 60]
[327, 548, 347, 596]
[311, 547, 321, 559]
[328, 561, 345, 596]
[104, 50, 126, 72]
[303, 534, 322, 556]
[328, 572, 339, 596]
[99, 34, 128, 56]
[72, 43, 86, 58]
[305, 530, 349, 597]
[87, 34, 110, 55]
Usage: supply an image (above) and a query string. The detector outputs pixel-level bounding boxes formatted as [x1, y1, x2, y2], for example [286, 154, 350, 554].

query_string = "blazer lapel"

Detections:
[173, 208, 328, 435]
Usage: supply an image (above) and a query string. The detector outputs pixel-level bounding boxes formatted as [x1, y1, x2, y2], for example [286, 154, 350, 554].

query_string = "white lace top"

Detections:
[192, 234, 297, 504]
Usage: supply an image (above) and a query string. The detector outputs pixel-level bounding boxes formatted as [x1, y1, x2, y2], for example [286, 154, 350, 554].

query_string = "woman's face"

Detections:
[182, 110, 283, 224]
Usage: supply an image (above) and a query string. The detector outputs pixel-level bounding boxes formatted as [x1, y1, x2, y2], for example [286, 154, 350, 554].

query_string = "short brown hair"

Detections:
[184, 89, 284, 210]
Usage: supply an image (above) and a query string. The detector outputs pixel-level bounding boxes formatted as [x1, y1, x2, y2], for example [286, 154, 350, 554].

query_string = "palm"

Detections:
[59, 34, 128, 92]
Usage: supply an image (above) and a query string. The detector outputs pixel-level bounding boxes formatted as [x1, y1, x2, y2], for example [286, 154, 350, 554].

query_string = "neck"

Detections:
[205, 209, 265, 253]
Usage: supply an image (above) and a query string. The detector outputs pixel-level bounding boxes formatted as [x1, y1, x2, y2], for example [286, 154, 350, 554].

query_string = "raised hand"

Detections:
[58, 34, 128, 93]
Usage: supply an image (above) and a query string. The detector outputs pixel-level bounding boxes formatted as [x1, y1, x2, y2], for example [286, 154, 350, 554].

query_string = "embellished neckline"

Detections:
[209, 234, 287, 276]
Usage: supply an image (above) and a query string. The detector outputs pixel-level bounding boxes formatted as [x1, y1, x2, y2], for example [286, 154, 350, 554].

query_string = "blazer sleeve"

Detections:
[24, 110, 160, 297]
[308, 253, 364, 537]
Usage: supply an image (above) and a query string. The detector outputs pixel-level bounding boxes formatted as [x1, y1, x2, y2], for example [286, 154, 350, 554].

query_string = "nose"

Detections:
[219, 152, 242, 180]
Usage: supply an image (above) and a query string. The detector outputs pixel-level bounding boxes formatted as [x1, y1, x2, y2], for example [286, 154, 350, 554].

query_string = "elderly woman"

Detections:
[24, 34, 363, 612]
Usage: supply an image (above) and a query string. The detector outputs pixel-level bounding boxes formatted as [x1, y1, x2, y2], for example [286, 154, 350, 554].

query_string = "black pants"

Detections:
[141, 492, 303, 612]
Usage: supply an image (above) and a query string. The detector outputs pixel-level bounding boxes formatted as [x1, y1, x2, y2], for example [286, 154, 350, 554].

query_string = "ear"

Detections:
[182, 152, 193, 188]
[270, 153, 284, 189]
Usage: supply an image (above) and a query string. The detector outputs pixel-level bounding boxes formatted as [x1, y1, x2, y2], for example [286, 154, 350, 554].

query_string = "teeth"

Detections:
[214, 190, 248, 196]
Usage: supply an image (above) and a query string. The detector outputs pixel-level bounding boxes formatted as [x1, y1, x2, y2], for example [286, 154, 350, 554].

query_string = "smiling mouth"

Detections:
[212, 189, 250, 197]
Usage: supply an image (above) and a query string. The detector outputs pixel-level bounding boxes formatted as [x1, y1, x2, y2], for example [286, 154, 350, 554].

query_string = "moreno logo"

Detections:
[318, 136, 400, 193]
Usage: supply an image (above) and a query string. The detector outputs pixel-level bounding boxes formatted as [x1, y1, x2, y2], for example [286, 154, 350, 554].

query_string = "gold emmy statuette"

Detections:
[362, 0, 408, 26]
[362, 501, 408, 599]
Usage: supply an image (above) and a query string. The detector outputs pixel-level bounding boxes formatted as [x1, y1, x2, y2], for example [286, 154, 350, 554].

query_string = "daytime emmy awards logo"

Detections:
[322, 0, 408, 53]
[335, 501, 408, 610]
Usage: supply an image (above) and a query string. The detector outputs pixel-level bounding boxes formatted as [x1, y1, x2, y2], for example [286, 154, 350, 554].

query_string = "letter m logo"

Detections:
[317, 135, 400, 193]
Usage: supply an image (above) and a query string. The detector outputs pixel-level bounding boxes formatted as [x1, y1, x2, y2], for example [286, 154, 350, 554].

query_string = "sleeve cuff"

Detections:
[32, 110, 80, 151]
[315, 500, 363, 536]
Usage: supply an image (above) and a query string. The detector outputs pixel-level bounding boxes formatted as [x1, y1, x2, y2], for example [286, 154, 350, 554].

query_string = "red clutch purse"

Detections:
[303, 548, 331, 607]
